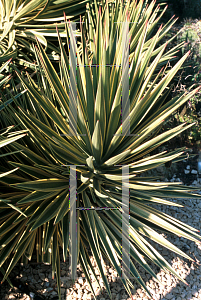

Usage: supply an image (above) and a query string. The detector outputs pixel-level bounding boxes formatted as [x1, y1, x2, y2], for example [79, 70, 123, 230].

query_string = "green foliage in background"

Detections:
[169, 19, 201, 147]
[155, 0, 201, 19]
[179, 0, 201, 19]
[178, 20, 201, 83]
[0, 1, 201, 300]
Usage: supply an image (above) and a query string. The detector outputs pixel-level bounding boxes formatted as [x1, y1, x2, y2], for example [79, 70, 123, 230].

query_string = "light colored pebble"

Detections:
[78, 277, 83, 285]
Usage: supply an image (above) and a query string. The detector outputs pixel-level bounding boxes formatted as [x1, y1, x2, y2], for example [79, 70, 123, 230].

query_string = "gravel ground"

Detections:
[1, 185, 201, 300]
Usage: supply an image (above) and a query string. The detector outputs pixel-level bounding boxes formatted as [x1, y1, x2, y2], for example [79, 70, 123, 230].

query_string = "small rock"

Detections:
[35, 284, 42, 290]
[111, 293, 117, 298]
[191, 170, 198, 174]
[39, 273, 45, 280]
[31, 278, 37, 284]
[75, 283, 80, 289]
[21, 276, 27, 281]
[186, 165, 191, 170]
[191, 289, 197, 295]
[184, 170, 190, 174]
[192, 180, 197, 185]
[181, 293, 187, 298]
[51, 291, 57, 296]
[34, 275, 39, 281]
[85, 285, 91, 292]
[60, 276, 70, 281]
[61, 270, 66, 276]
[166, 293, 174, 299]
[78, 277, 83, 285]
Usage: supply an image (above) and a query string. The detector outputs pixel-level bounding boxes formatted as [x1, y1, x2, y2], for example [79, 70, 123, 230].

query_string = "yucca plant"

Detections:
[0, 123, 27, 287]
[0, 59, 28, 284]
[0, 58, 27, 178]
[0, 0, 201, 299]
[0, 0, 90, 66]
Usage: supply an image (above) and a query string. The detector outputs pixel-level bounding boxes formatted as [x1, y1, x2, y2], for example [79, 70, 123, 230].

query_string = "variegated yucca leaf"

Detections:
[0, 58, 27, 178]
[0, 0, 89, 65]
[0, 1, 201, 300]
[0, 60, 28, 251]
[0, 60, 28, 283]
